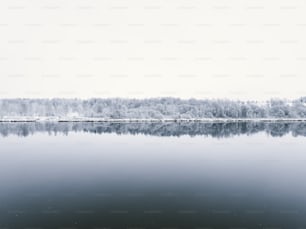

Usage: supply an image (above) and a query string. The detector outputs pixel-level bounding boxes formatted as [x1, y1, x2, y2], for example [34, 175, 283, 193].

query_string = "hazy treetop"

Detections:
[0, 97, 306, 119]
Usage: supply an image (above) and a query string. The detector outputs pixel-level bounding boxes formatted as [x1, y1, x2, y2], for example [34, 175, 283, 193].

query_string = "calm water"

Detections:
[0, 122, 306, 229]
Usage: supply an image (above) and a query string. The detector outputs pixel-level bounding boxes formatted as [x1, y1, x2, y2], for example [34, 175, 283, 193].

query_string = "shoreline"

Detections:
[1, 118, 306, 123]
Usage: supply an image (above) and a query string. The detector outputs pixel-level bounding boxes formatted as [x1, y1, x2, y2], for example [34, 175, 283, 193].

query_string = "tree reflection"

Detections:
[0, 121, 306, 138]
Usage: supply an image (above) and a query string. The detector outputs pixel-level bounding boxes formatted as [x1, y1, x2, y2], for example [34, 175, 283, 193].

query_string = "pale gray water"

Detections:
[0, 122, 305, 228]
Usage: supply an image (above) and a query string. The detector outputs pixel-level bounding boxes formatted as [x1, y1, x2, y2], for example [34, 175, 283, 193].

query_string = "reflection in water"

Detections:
[0, 122, 306, 228]
[0, 121, 306, 137]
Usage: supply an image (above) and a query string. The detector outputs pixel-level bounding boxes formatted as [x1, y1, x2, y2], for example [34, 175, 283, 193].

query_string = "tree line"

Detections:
[0, 97, 306, 118]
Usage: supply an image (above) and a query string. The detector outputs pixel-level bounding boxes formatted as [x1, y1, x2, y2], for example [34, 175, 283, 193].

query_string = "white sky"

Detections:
[0, 0, 306, 100]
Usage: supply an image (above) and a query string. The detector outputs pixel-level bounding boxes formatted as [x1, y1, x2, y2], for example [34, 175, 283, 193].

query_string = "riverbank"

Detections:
[1, 117, 306, 122]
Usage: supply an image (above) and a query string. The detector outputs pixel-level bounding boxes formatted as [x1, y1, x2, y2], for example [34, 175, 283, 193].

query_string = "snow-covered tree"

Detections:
[0, 97, 305, 119]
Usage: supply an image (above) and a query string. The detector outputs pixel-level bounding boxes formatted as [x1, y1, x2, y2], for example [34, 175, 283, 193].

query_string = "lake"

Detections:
[0, 122, 306, 229]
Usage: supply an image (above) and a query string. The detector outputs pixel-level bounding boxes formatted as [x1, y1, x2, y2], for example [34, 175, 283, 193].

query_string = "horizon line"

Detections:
[0, 96, 305, 102]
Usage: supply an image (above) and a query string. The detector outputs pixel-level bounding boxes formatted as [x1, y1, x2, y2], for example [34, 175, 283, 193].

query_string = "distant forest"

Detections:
[0, 97, 306, 119]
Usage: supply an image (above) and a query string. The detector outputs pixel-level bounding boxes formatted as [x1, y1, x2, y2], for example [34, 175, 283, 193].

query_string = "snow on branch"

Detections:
[0, 97, 306, 120]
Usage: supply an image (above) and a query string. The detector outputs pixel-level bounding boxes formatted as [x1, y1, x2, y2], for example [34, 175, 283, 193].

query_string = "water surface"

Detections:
[0, 122, 305, 228]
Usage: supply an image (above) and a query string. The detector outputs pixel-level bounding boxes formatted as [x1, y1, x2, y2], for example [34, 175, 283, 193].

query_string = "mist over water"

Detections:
[0, 122, 306, 228]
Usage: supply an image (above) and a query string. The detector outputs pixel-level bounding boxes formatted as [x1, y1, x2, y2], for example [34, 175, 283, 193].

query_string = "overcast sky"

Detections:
[0, 0, 306, 100]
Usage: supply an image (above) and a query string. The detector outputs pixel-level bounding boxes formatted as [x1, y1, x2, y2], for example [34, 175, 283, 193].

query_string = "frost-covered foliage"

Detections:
[0, 97, 306, 119]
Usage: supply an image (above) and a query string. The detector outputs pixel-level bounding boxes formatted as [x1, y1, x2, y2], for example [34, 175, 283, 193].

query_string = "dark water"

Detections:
[0, 122, 306, 228]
